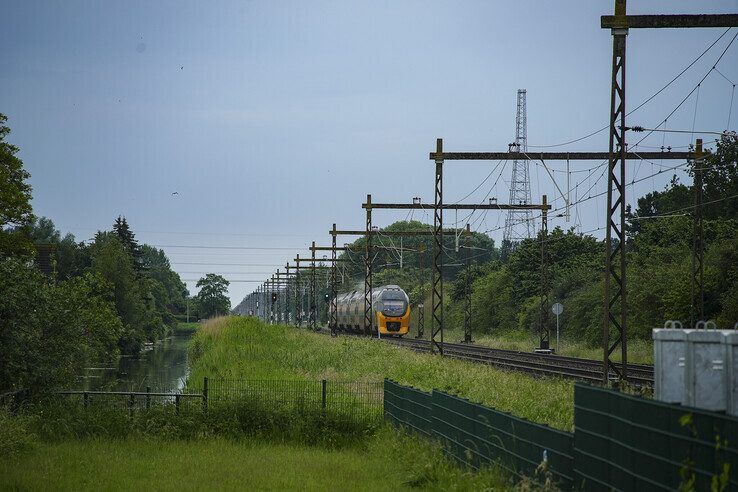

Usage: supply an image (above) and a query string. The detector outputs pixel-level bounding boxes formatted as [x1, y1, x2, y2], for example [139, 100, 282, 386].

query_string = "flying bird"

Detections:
[172, 191, 179, 196]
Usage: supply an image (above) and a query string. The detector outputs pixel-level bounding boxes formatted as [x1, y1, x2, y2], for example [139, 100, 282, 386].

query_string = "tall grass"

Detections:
[172, 321, 200, 335]
[17, 395, 377, 449]
[189, 317, 575, 430]
[0, 428, 515, 491]
[440, 327, 654, 364]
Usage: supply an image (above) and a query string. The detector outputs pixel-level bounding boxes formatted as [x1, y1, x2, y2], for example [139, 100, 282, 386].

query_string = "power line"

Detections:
[528, 27, 734, 149]
[176, 271, 277, 275]
[61, 226, 315, 238]
[151, 245, 308, 251]
[181, 279, 265, 283]
[633, 29, 738, 148]
[170, 262, 284, 266]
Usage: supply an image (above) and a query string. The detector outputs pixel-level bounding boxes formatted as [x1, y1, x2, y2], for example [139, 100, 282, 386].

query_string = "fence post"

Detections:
[203, 377, 209, 412]
[129, 392, 135, 417]
[146, 386, 151, 410]
[175, 394, 180, 414]
[83, 391, 89, 409]
[322, 379, 327, 412]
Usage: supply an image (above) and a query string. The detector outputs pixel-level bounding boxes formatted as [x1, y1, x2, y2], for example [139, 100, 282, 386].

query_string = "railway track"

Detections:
[318, 328, 654, 385]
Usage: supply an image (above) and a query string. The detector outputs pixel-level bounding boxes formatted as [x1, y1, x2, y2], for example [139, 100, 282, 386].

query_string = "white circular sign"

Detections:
[552, 303, 563, 316]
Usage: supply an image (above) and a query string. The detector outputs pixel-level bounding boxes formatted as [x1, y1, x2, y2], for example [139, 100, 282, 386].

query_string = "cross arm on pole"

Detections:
[331, 229, 438, 236]
[428, 151, 693, 161]
[361, 202, 550, 211]
[310, 246, 348, 251]
[601, 14, 738, 29]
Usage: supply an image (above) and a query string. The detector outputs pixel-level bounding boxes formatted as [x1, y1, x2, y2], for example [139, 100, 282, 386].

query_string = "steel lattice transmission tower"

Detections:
[503, 89, 534, 244]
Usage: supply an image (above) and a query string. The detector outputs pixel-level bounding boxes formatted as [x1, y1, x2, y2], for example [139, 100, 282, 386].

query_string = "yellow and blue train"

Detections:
[336, 284, 410, 336]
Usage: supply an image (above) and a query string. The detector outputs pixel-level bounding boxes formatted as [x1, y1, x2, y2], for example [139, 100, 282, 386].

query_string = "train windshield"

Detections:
[380, 291, 408, 316]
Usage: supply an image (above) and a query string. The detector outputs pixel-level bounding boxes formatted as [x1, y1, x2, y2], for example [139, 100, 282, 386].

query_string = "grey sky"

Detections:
[2, 1, 737, 306]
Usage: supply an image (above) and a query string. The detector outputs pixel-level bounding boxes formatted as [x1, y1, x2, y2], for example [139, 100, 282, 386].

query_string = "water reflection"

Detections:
[77, 333, 193, 393]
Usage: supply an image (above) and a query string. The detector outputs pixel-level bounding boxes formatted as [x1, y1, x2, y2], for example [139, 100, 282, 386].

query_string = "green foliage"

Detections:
[113, 215, 141, 267]
[140, 244, 188, 316]
[0, 113, 34, 257]
[24, 397, 375, 448]
[88, 232, 152, 351]
[0, 258, 122, 393]
[470, 265, 517, 333]
[173, 322, 200, 334]
[189, 318, 575, 430]
[339, 220, 498, 284]
[0, 429, 513, 491]
[286, 145, 738, 343]
[0, 406, 36, 458]
[196, 274, 230, 318]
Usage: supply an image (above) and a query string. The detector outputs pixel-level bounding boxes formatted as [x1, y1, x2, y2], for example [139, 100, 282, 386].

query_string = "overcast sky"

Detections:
[2, 1, 737, 306]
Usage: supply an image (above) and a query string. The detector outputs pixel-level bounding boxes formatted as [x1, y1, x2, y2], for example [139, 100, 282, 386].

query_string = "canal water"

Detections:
[77, 333, 193, 393]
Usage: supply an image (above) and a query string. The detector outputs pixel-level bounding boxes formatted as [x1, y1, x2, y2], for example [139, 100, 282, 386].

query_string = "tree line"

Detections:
[0, 113, 230, 393]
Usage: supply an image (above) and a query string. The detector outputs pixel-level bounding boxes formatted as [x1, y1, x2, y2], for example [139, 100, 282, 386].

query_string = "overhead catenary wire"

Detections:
[633, 29, 738, 149]
[527, 27, 734, 149]
[150, 245, 308, 251]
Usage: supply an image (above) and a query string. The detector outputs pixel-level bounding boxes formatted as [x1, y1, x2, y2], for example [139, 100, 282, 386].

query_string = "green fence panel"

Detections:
[430, 391, 575, 490]
[574, 383, 738, 491]
[384, 379, 432, 437]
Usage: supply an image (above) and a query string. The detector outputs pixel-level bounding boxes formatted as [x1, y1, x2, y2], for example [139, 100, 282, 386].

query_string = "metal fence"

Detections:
[53, 378, 383, 420]
[574, 383, 738, 491]
[206, 378, 382, 419]
[384, 379, 574, 488]
[385, 379, 738, 491]
[55, 388, 205, 414]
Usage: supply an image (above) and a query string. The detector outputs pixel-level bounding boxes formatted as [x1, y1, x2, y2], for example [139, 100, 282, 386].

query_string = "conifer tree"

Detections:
[113, 216, 141, 267]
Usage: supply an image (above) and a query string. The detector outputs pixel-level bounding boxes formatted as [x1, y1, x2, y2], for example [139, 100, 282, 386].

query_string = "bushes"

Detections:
[0, 406, 36, 458]
[0, 258, 122, 393]
[20, 396, 377, 449]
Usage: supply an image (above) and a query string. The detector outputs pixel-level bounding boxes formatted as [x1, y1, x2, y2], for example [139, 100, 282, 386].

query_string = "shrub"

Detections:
[0, 406, 36, 457]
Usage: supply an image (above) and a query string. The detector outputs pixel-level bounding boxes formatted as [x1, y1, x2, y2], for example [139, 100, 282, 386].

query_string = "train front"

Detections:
[376, 287, 410, 336]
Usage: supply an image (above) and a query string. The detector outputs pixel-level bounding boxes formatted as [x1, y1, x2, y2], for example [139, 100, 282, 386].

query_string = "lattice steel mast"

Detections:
[503, 89, 534, 244]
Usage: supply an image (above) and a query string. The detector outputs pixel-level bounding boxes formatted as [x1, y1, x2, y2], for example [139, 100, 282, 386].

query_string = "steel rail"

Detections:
[318, 328, 654, 385]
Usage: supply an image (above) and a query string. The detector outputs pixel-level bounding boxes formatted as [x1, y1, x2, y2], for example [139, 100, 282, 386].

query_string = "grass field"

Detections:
[0, 316, 568, 490]
[189, 317, 575, 430]
[0, 429, 513, 491]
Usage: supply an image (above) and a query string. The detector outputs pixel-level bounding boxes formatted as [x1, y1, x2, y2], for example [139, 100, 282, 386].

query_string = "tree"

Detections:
[196, 274, 231, 318]
[27, 216, 86, 280]
[140, 244, 187, 314]
[88, 232, 152, 352]
[0, 257, 122, 393]
[0, 113, 34, 257]
[113, 216, 141, 268]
